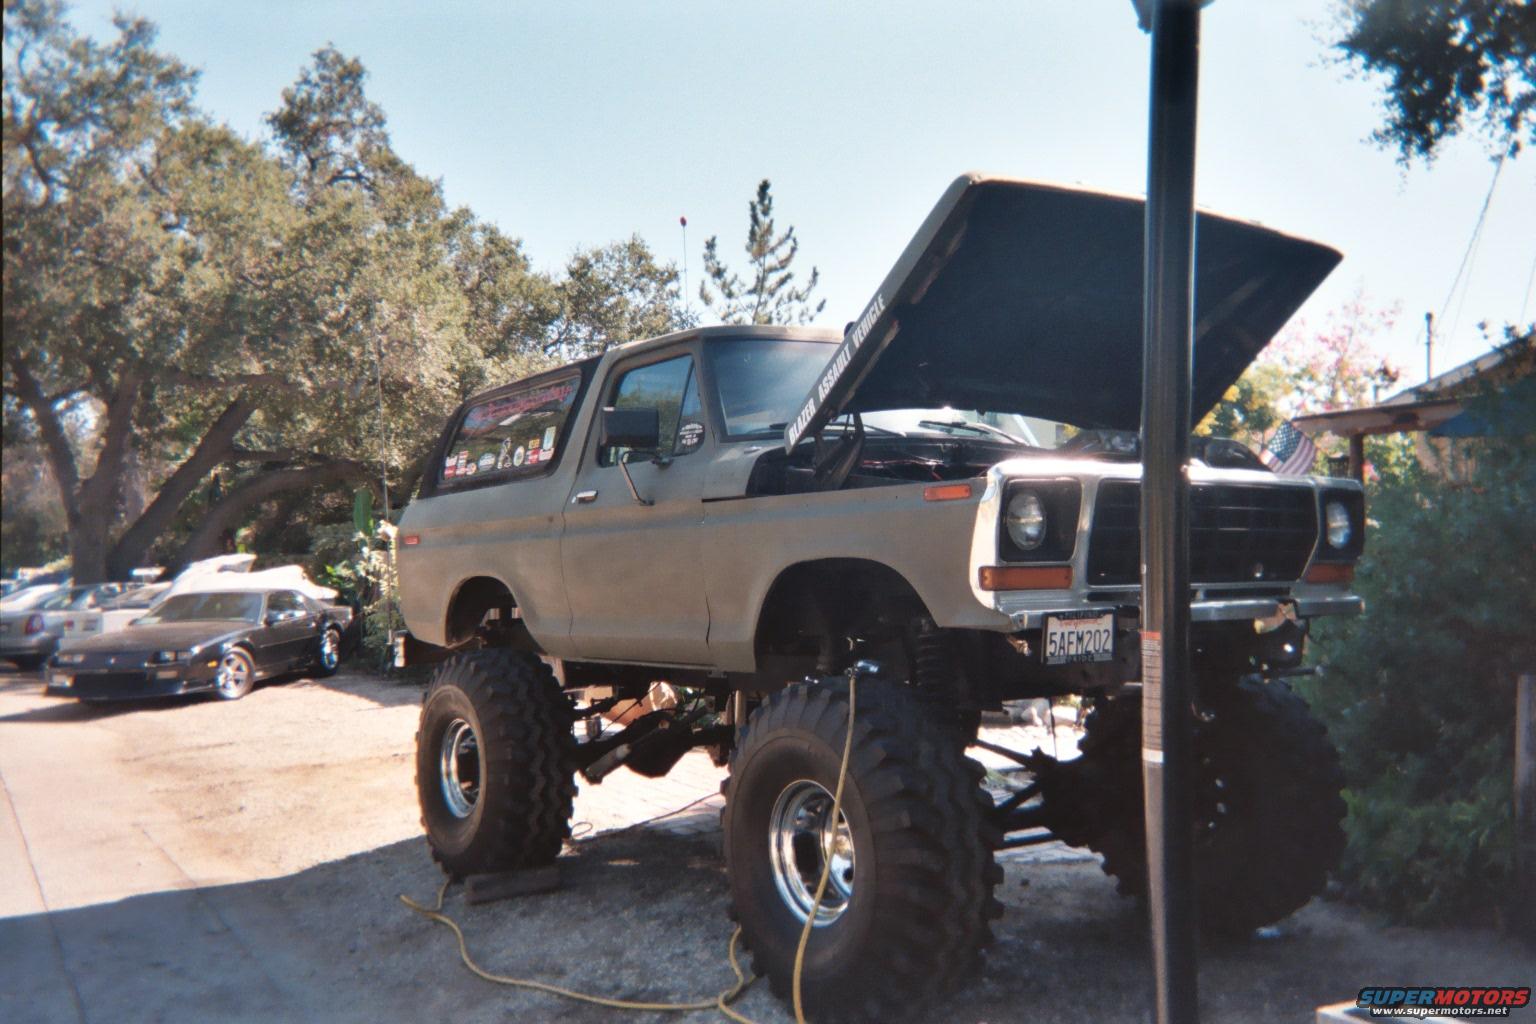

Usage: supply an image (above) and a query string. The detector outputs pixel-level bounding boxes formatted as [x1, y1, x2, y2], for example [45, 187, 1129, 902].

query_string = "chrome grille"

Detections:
[1086, 481, 1317, 586]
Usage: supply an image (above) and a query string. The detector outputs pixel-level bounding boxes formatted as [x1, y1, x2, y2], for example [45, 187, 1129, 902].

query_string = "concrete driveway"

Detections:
[1, 665, 1530, 1024]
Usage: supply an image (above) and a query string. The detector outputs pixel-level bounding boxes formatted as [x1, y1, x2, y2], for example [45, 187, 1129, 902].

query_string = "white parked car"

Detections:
[57, 583, 172, 650]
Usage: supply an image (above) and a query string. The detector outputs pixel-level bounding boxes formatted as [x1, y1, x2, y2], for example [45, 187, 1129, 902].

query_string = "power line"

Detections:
[1432, 150, 1506, 367]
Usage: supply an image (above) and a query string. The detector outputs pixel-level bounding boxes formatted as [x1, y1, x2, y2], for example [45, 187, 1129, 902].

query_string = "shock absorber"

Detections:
[913, 620, 978, 741]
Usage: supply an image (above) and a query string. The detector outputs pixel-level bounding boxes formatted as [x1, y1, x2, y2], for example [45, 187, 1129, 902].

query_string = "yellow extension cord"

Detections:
[398, 672, 858, 1024]
[790, 673, 855, 1024]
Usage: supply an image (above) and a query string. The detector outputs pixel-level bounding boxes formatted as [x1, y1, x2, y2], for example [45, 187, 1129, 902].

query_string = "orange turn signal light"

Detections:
[402, 534, 421, 547]
[923, 482, 974, 502]
[977, 565, 1073, 592]
[1304, 562, 1353, 584]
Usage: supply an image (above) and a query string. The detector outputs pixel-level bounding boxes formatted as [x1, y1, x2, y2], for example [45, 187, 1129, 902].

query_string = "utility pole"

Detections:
[1516, 674, 1535, 943]
[1135, 1, 1202, 1022]
[1424, 311, 1435, 383]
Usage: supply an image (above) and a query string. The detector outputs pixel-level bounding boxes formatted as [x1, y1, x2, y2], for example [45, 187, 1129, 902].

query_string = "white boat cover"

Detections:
[174, 554, 257, 580]
[167, 559, 339, 602]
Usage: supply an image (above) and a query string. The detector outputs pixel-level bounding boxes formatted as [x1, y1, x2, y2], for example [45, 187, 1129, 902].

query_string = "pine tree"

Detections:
[699, 179, 825, 325]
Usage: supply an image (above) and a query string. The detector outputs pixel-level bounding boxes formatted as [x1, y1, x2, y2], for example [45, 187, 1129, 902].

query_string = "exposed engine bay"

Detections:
[746, 419, 1269, 496]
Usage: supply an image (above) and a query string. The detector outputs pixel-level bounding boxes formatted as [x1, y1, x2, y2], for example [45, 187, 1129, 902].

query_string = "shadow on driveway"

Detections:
[7, 821, 1532, 1024]
[296, 665, 426, 710]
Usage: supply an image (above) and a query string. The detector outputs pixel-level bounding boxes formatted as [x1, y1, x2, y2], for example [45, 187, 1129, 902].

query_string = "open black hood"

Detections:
[784, 175, 1341, 449]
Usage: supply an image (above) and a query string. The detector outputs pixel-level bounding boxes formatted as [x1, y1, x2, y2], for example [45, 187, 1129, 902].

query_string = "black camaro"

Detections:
[45, 588, 353, 702]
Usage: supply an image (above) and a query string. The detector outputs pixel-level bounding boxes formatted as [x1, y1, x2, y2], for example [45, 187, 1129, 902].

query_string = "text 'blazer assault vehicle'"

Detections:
[396, 175, 1361, 1021]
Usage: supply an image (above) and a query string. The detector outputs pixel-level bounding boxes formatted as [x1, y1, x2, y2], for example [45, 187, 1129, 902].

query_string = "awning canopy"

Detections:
[1292, 397, 1464, 439]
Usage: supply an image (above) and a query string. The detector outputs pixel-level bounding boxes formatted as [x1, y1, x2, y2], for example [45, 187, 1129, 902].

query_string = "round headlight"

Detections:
[1006, 490, 1048, 551]
[1325, 500, 1351, 549]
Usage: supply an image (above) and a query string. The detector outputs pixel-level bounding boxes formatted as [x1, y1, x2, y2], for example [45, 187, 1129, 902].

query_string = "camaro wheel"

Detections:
[314, 626, 342, 677]
[415, 649, 575, 878]
[214, 648, 256, 701]
[1034, 675, 1346, 937]
[722, 680, 1001, 1021]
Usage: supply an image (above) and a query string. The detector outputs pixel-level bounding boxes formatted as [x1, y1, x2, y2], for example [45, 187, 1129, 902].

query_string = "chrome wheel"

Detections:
[215, 651, 251, 697]
[320, 629, 339, 670]
[769, 779, 856, 927]
[439, 718, 480, 819]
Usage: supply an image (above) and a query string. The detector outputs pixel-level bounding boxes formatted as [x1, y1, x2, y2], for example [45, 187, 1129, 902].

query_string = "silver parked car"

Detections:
[1, 584, 131, 670]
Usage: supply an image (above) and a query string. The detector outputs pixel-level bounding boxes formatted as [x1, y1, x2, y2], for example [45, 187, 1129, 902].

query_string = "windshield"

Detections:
[136, 592, 264, 624]
[2, 585, 63, 611]
[100, 585, 169, 610]
[706, 339, 1084, 445]
[36, 585, 116, 611]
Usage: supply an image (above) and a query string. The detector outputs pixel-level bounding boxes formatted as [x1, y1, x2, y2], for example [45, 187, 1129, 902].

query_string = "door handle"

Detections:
[572, 490, 598, 504]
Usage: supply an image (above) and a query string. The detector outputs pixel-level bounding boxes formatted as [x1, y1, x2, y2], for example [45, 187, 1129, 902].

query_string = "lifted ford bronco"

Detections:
[397, 176, 1361, 1020]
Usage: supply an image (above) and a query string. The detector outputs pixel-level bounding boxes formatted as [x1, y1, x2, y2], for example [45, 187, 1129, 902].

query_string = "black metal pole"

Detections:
[1139, 1, 1201, 1023]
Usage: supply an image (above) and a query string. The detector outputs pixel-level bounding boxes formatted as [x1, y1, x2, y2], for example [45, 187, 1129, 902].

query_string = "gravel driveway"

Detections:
[1, 665, 1529, 1024]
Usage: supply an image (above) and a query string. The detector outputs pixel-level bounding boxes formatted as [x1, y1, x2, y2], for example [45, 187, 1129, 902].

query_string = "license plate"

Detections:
[1043, 611, 1115, 665]
[52, 674, 73, 688]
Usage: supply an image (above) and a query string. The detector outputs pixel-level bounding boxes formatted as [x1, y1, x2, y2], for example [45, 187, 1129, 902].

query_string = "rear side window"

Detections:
[268, 591, 304, 613]
[442, 374, 582, 486]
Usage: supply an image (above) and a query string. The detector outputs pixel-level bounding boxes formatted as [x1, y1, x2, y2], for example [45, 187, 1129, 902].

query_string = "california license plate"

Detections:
[1043, 611, 1115, 665]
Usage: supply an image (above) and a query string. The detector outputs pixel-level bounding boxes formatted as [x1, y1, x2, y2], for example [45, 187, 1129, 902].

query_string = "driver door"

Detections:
[560, 348, 714, 664]
[260, 591, 316, 669]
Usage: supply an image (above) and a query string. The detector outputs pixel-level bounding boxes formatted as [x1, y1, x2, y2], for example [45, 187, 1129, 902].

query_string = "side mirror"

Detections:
[601, 406, 663, 507]
[601, 406, 661, 451]
[264, 612, 281, 627]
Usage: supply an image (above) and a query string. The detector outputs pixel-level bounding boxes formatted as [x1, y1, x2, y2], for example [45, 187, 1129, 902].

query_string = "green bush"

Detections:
[1298, 337, 1534, 923]
[310, 520, 401, 669]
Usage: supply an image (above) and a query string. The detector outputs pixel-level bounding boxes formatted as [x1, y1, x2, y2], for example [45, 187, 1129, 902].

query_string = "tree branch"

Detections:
[44, 384, 90, 405]
[77, 367, 141, 514]
[159, 369, 352, 394]
[106, 394, 260, 577]
[3, 349, 82, 524]
[169, 460, 372, 570]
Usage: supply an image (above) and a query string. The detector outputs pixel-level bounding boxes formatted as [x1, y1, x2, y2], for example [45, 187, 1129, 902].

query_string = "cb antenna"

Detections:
[679, 215, 690, 312]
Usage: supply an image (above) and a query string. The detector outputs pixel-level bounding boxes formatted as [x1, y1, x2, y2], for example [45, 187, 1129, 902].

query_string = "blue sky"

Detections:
[70, 0, 1536, 387]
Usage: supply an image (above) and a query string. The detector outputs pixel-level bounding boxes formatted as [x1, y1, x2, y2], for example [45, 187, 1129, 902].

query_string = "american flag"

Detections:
[1262, 420, 1318, 476]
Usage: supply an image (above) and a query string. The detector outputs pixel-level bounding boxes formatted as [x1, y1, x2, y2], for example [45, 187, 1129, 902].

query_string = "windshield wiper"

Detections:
[917, 419, 1029, 444]
[764, 419, 899, 441]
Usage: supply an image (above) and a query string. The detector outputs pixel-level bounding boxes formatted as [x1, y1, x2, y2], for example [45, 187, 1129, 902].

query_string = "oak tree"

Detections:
[1335, 0, 1535, 162]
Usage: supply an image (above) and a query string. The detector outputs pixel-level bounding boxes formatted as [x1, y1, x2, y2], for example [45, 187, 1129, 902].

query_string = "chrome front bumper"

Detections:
[967, 459, 1365, 632]
[991, 591, 1363, 631]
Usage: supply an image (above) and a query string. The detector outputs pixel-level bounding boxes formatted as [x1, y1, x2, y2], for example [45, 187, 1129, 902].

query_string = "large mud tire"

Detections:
[415, 649, 575, 878]
[723, 680, 1001, 1022]
[1035, 676, 1346, 937]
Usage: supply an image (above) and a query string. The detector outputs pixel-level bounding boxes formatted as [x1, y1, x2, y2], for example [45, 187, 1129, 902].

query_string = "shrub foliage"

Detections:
[1298, 332, 1534, 922]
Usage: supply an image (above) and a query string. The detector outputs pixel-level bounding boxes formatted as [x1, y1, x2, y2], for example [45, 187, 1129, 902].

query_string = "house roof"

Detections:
[1381, 343, 1525, 406]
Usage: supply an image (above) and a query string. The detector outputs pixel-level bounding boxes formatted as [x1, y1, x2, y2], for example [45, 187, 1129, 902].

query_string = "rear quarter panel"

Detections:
[397, 482, 570, 648]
